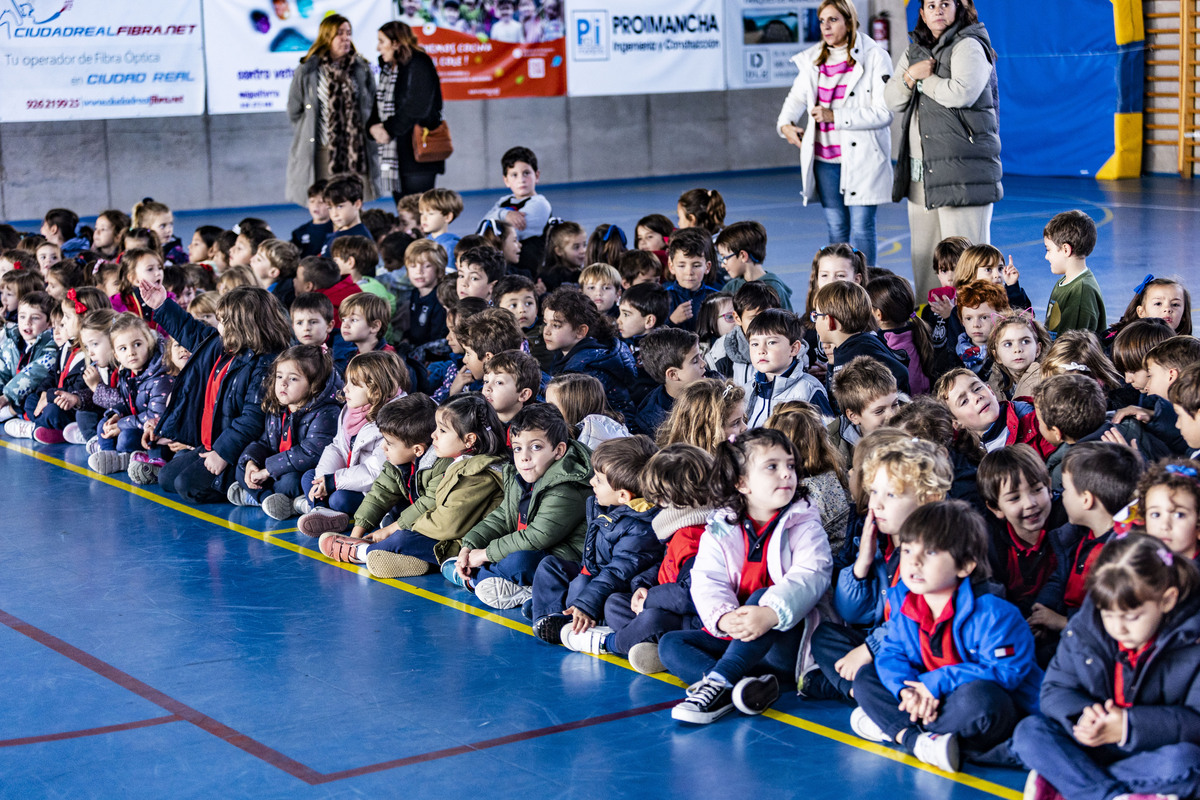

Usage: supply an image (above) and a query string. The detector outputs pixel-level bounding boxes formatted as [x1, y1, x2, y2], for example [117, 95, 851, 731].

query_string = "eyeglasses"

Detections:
[719, 312, 736, 322]
[602, 225, 627, 247]
[809, 311, 829, 323]
[717, 251, 736, 266]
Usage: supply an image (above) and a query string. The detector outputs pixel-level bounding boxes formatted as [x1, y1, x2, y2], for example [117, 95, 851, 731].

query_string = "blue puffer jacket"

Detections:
[238, 371, 344, 479]
[551, 336, 637, 418]
[1039, 591, 1200, 754]
[571, 496, 662, 620]
[93, 340, 175, 432]
[631, 385, 674, 437]
[875, 577, 1043, 713]
[154, 299, 280, 466]
[833, 526, 900, 656]
[664, 282, 719, 333]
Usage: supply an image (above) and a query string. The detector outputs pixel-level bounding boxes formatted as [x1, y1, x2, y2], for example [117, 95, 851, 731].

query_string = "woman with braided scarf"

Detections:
[286, 14, 380, 206]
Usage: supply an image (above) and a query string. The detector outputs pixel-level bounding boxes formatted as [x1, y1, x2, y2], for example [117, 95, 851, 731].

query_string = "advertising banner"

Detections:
[402, 0, 566, 100]
[203, 0, 394, 114]
[724, 0, 870, 90]
[0, 0, 205, 122]
[566, 0, 724, 97]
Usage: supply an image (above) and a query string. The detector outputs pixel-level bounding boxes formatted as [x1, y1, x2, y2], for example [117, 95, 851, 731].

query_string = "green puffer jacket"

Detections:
[390, 453, 506, 563]
[460, 439, 594, 563]
[353, 451, 451, 532]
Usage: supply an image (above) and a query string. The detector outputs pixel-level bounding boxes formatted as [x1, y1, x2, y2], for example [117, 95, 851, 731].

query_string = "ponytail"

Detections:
[439, 394, 507, 457]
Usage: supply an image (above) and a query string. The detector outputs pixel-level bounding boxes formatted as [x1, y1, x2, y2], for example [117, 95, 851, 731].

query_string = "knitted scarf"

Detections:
[321, 53, 368, 177]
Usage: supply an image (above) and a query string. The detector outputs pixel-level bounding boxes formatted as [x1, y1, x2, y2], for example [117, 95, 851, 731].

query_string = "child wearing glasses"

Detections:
[714, 221, 794, 311]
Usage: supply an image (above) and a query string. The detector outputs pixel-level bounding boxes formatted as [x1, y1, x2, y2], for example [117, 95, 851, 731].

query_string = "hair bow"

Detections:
[67, 287, 87, 315]
[1157, 547, 1175, 566]
[1135, 273, 1154, 295]
[602, 225, 627, 247]
[1064, 362, 1090, 373]
[1166, 463, 1199, 479]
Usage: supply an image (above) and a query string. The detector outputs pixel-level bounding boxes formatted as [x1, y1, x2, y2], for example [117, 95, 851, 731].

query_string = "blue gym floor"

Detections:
[3, 171, 1198, 798]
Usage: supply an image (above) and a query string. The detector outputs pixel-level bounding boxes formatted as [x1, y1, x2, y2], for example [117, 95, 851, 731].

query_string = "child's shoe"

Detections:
[1023, 771, 1066, 800]
[849, 708, 892, 743]
[226, 483, 259, 507]
[33, 427, 65, 444]
[365, 550, 433, 578]
[63, 422, 87, 444]
[560, 625, 614, 655]
[628, 642, 664, 674]
[4, 419, 35, 438]
[87, 451, 131, 474]
[293, 496, 314, 515]
[475, 577, 533, 610]
[262, 494, 297, 520]
[297, 508, 348, 537]
[127, 458, 163, 485]
[85, 436, 102, 455]
[671, 677, 734, 724]
[532, 614, 571, 644]
[0, 406, 15, 423]
[318, 533, 366, 564]
[913, 731, 960, 772]
[440, 559, 471, 589]
[732, 674, 779, 715]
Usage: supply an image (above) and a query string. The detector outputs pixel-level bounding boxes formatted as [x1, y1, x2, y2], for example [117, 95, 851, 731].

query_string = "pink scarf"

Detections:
[344, 404, 371, 438]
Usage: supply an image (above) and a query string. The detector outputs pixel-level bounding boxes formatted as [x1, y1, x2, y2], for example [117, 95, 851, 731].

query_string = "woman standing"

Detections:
[885, 0, 1001, 301]
[367, 21, 446, 203]
[776, 0, 893, 266]
[286, 14, 380, 206]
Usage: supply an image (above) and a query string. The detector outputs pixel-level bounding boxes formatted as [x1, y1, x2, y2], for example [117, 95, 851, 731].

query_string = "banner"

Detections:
[404, 1, 566, 100]
[724, 0, 868, 90]
[566, 0, 724, 97]
[0, 1, 204, 122]
[203, 0, 395, 114]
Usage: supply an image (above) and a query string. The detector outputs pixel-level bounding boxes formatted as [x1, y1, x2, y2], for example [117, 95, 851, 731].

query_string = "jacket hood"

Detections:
[723, 327, 751, 365]
[505, 437, 594, 492]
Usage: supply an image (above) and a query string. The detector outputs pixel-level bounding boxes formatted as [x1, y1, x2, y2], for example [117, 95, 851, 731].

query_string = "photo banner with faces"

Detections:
[0, 0, 205, 121]
[566, 0, 725, 96]
[203, 0, 395, 114]
[723, 0, 869, 90]
[402, 0, 566, 100]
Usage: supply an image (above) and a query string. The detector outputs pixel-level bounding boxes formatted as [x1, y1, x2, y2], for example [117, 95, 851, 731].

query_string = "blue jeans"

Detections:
[475, 549, 548, 587]
[300, 468, 365, 516]
[365, 528, 438, 566]
[96, 417, 143, 452]
[238, 471, 304, 504]
[1013, 713, 1200, 800]
[814, 159, 878, 265]
[602, 591, 702, 657]
[23, 392, 74, 431]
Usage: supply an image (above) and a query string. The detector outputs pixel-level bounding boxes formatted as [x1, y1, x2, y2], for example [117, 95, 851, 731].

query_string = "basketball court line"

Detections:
[0, 439, 1022, 799]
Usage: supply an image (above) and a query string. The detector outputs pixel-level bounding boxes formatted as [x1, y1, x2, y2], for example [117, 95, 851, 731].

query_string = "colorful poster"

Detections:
[203, 0, 395, 114]
[0, 0, 205, 122]
[724, 0, 870, 89]
[401, 0, 566, 100]
[565, 0, 725, 97]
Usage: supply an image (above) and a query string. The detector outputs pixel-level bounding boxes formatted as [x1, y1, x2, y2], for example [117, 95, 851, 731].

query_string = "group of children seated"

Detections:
[2, 146, 1198, 800]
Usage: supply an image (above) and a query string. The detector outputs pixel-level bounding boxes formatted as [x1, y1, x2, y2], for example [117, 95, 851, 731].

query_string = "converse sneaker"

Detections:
[475, 577, 533, 610]
[560, 625, 614, 655]
[532, 614, 571, 645]
[913, 731, 960, 773]
[297, 508, 348, 537]
[293, 495, 314, 515]
[1023, 771, 1066, 800]
[262, 493, 297, 520]
[33, 427, 66, 444]
[365, 550, 434, 579]
[671, 677, 734, 724]
[850, 708, 892, 743]
[628, 642, 665, 674]
[732, 674, 780, 715]
[4, 419, 34, 438]
[226, 483, 259, 507]
[63, 422, 86, 444]
[318, 533, 366, 564]
[87, 450, 131, 475]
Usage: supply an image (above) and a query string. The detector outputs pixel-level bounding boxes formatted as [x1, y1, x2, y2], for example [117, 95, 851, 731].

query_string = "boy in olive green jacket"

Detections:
[448, 404, 594, 611]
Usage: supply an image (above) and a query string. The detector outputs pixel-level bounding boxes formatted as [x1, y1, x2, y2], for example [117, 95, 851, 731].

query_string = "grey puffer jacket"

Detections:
[889, 21, 1002, 208]
[285, 54, 381, 205]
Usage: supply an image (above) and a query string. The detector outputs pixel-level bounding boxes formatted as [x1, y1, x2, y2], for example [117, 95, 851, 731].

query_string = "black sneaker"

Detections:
[671, 678, 734, 724]
[533, 614, 570, 644]
[733, 674, 780, 715]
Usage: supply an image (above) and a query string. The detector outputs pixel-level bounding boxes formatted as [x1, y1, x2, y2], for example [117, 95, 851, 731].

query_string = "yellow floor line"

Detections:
[3, 439, 1020, 799]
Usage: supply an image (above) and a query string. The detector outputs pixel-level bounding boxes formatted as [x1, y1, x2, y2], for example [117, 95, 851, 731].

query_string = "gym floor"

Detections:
[3, 170, 1197, 798]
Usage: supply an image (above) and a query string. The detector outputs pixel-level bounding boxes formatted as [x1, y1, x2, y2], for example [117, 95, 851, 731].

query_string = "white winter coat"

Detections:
[314, 409, 386, 494]
[776, 31, 894, 208]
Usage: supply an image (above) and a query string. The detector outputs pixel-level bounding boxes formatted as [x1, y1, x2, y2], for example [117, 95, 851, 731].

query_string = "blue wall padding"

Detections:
[904, 0, 1142, 176]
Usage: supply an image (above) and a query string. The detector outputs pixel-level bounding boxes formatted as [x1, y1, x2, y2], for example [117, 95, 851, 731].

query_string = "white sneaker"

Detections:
[87, 451, 131, 475]
[0, 406, 15, 423]
[850, 707, 892, 743]
[293, 495, 314, 515]
[4, 419, 35, 438]
[474, 577, 533, 610]
[63, 422, 87, 444]
[226, 483, 259, 507]
[560, 625, 614, 654]
[913, 731, 960, 772]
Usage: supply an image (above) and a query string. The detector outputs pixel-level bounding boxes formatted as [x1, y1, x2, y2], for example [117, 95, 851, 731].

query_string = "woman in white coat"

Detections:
[776, 0, 893, 265]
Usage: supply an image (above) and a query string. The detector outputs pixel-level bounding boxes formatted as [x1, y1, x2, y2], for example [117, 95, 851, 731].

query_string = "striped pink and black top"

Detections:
[815, 49, 852, 162]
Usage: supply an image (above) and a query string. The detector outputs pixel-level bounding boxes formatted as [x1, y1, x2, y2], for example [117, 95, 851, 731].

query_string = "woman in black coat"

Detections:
[367, 21, 445, 203]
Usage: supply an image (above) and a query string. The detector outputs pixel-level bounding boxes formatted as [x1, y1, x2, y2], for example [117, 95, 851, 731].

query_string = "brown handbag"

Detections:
[412, 121, 453, 162]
